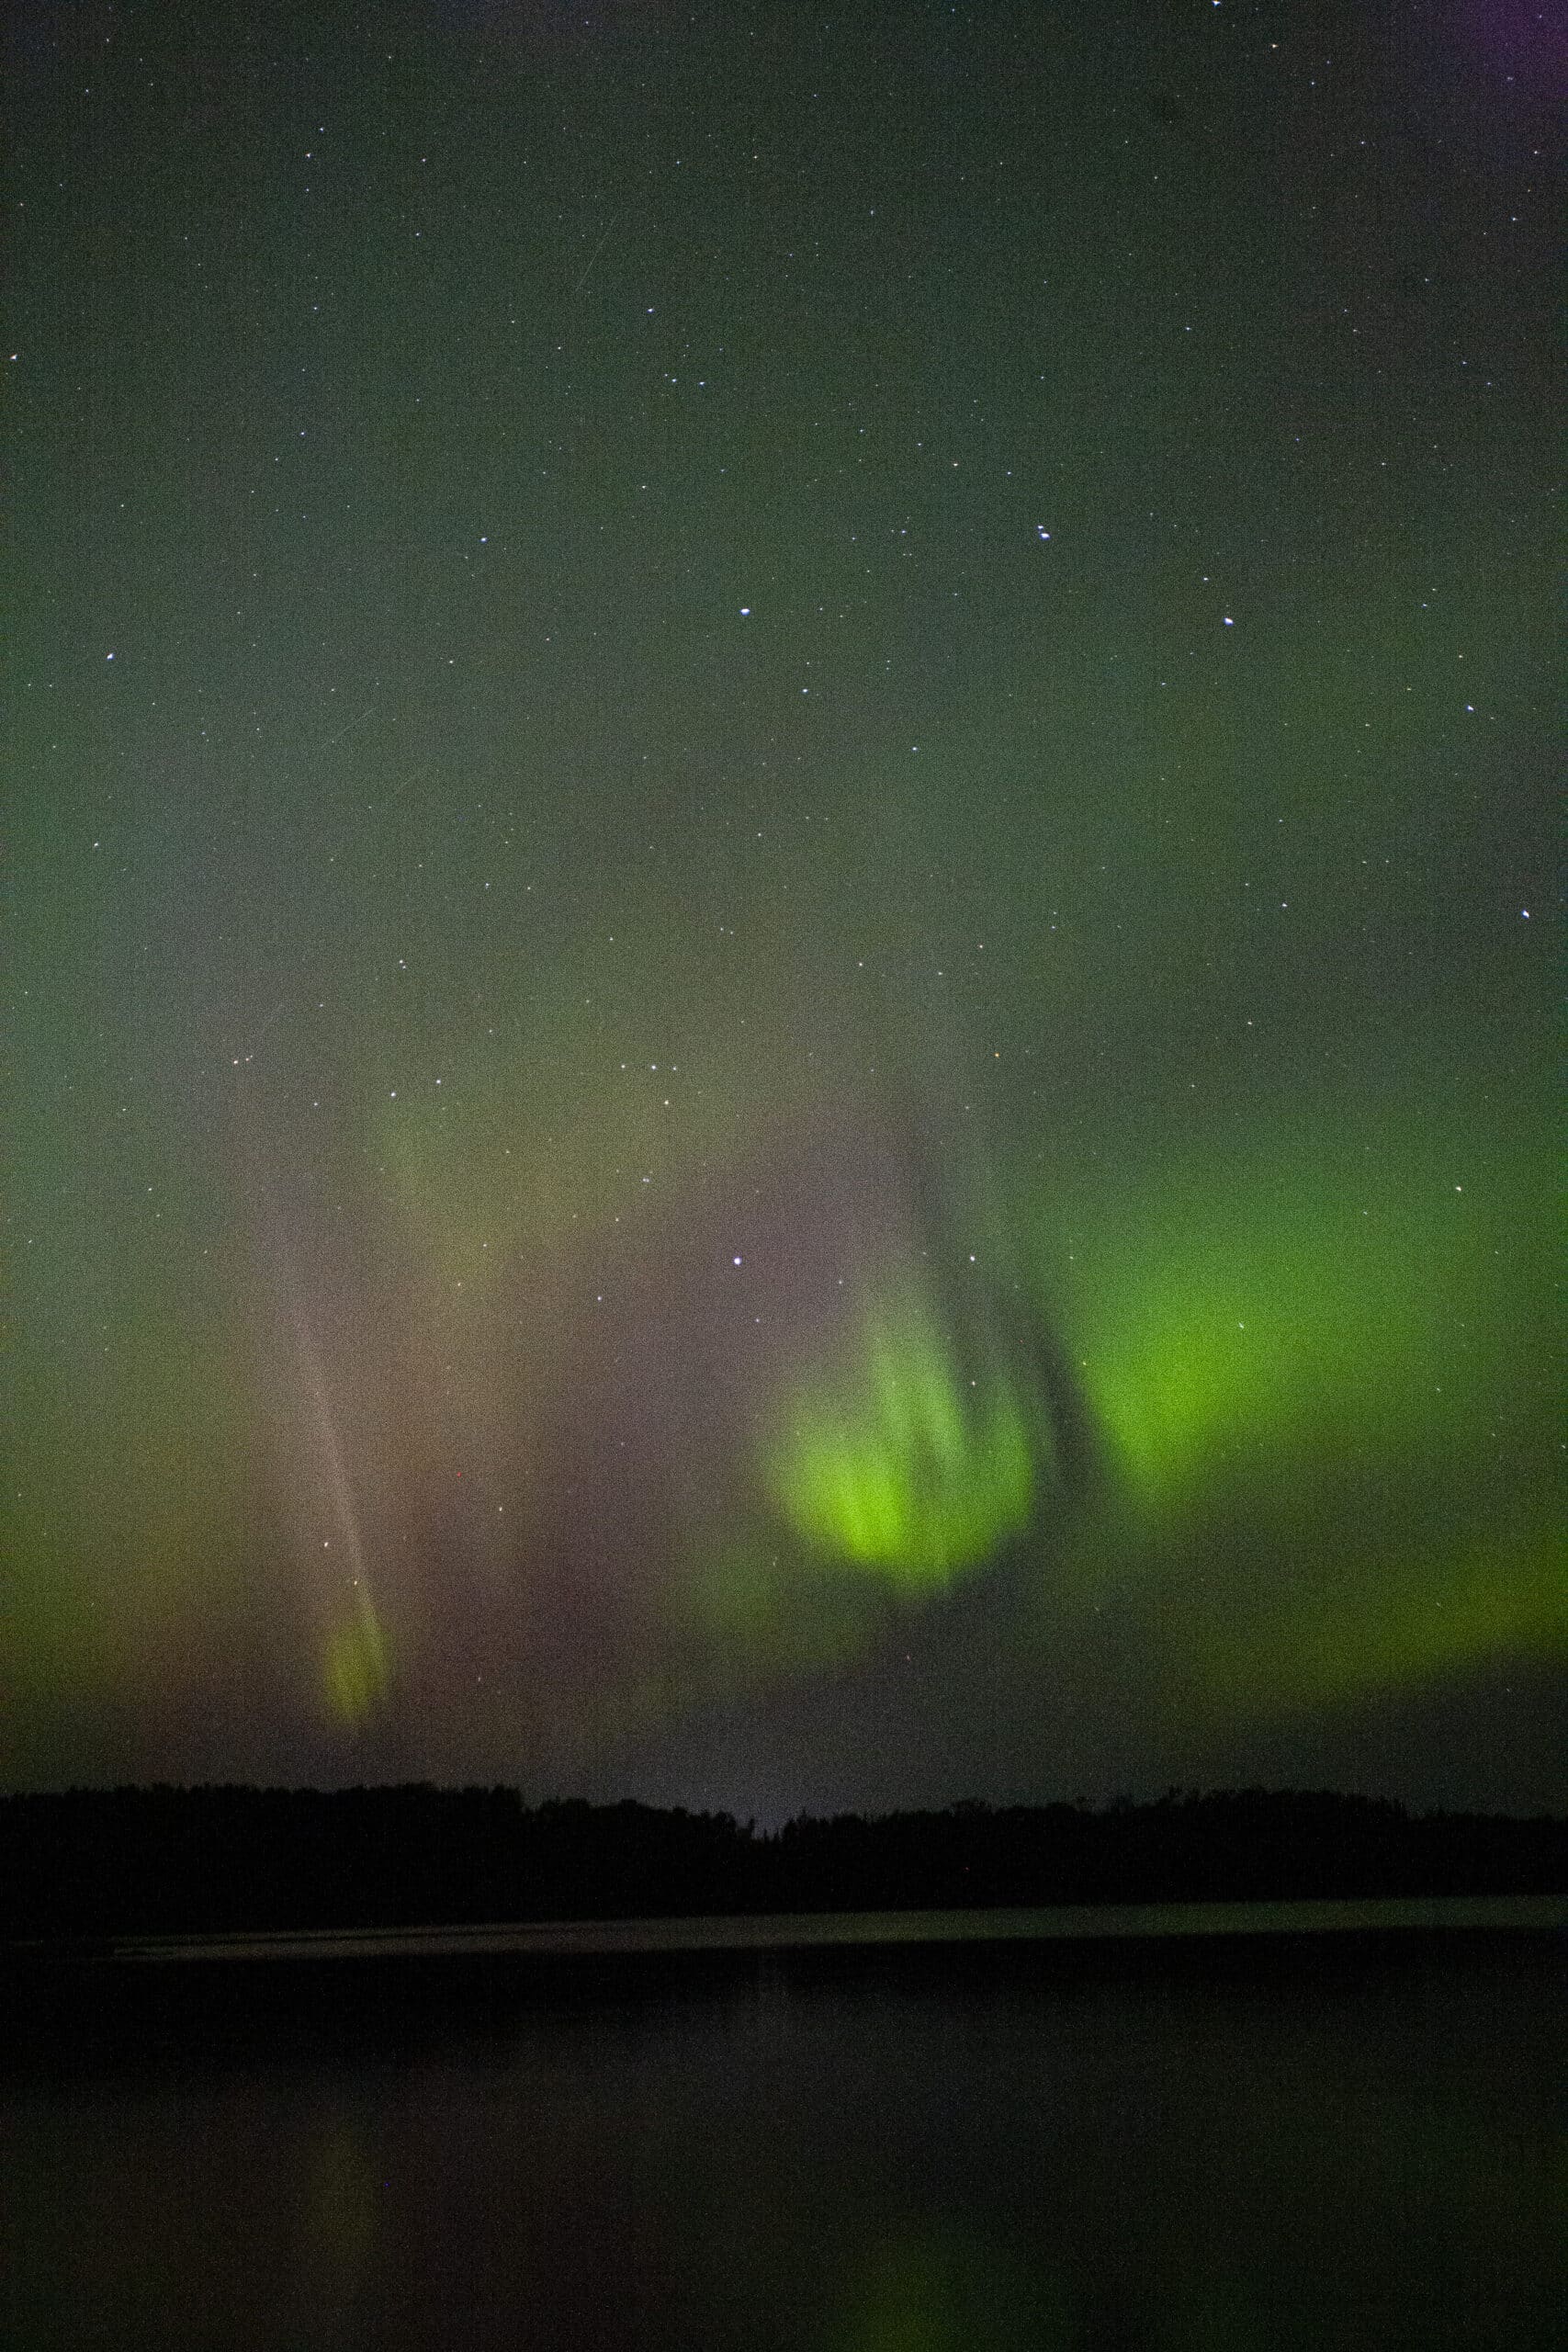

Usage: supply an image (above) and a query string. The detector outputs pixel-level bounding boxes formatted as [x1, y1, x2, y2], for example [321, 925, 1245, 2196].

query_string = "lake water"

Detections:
[4, 1907, 1562, 2350]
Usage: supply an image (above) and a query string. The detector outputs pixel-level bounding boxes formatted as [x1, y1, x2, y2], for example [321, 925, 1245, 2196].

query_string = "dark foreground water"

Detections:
[4, 1909, 1563, 2351]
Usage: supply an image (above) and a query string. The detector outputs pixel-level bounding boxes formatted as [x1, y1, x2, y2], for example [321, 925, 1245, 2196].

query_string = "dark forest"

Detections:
[6, 1785, 1562, 1943]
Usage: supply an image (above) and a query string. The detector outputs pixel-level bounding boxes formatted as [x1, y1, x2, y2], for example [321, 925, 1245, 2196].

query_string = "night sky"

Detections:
[8, 0, 1562, 1814]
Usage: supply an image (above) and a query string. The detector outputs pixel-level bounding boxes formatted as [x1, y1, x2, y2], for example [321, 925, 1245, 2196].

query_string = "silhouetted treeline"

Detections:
[2, 1785, 1563, 1942]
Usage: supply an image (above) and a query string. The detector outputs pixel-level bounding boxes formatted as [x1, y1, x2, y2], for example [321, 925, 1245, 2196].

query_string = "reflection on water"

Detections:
[3, 1936, 1562, 2350]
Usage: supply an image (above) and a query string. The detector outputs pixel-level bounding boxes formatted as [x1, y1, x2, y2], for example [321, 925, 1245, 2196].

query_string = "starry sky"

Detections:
[7, 0, 1562, 1813]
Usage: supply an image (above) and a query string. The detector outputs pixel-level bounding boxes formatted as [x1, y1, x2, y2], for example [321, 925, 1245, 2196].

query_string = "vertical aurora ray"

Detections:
[285, 1296, 390, 1726]
[249, 1151, 391, 1731]
[761, 1283, 1042, 1586]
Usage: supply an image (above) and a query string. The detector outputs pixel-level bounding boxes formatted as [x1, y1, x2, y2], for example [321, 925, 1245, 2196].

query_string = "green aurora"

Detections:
[6, 0, 1561, 1809]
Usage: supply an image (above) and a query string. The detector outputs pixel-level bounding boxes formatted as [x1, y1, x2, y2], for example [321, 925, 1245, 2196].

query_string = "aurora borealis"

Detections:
[6, 0, 1562, 1810]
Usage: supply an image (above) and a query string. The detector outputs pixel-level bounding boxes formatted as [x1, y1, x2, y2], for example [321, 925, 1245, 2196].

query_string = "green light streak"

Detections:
[762, 1286, 1040, 1585]
[321, 1587, 390, 1724]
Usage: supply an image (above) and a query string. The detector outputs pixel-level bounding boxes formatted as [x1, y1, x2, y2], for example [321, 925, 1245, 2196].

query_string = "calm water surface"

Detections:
[4, 1915, 1562, 2351]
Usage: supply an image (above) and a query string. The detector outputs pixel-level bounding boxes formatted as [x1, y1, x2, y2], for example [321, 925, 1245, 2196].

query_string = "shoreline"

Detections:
[110, 1890, 1568, 1964]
